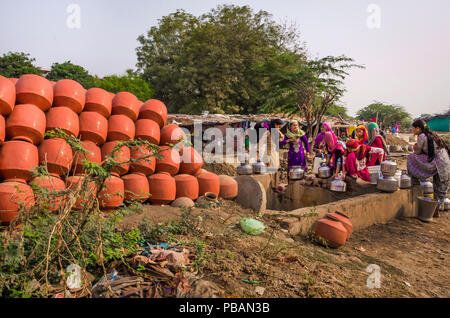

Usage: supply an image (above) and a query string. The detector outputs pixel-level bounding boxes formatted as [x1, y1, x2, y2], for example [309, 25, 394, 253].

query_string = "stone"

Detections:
[234, 175, 266, 214]
[171, 197, 195, 208]
[255, 286, 265, 296]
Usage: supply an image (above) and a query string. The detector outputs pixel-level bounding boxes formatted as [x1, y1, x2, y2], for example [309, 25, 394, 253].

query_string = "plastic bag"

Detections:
[66, 264, 82, 289]
[240, 218, 265, 235]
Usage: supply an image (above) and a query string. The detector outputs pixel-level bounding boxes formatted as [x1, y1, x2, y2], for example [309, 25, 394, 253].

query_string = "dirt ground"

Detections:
[123, 199, 449, 298]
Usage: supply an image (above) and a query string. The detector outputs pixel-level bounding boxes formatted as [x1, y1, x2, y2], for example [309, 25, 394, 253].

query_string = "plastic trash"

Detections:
[239, 218, 265, 235]
[66, 264, 82, 289]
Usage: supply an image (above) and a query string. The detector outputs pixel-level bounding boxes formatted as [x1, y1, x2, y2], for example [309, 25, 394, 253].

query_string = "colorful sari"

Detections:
[324, 131, 345, 169]
[314, 122, 333, 151]
[356, 125, 368, 145]
[367, 122, 388, 165]
[345, 139, 384, 182]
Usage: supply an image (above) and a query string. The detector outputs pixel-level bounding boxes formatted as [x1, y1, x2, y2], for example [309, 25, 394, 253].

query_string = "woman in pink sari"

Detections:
[324, 131, 346, 178]
[344, 139, 384, 182]
[313, 122, 333, 154]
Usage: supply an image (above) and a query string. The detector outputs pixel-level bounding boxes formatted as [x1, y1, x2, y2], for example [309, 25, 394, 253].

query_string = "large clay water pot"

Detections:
[197, 172, 220, 197]
[98, 174, 124, 212]
[101, 141, 130, 176]
[0, 75, 15, 115]
[218, 175, 238, 199]
[0, 116, 5, 145]
[326, 212, 353, 239]
[107, 114, 135, 141]
[313, 218, 348, 248]
[160, 123, 186, 146]
[79, 111, 108, 146]
[6, 104, 46, 145]
[111, 92, 140, 121]
[38, 138, 73, 177]
[65, 175, 97, 210]
[122, 173, 150, 202]
[15, 74, 53, 111]
[139, 99, 167, 128]
[0, 182, 35, 224]
[0, 140, 39, 183]
[31, 175, 66, 212]
[46, 106, 80, 137]
[174, 174, 199, 200]
[148, 172, 176, 205]
[155, 145, 180, 176]
[194, 169, 207, 177]
[85, 87, 112, 118]
[53, 79, 86, 114]
[8, 78, 19, 85]
[179, 146, 203, 175]
[72, 140, 102, 175]
[135, 119, 160, 145]
[130, 144, 156, 176]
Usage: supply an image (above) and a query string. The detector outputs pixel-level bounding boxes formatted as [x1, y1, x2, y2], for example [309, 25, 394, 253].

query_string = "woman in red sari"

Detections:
[344, 139, 384, 182]
[367, 122, 389, 166]
[355, 125, 368, 145]
[324, 131, 346, 178]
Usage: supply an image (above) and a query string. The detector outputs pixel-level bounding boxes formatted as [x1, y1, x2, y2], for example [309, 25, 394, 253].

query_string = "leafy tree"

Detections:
[356, 102, 412, 129]
[325, 104, 350, 119]
[95, 69, 154, 102]
[46, 61, 96, 89]
[0, 51, 43, 78]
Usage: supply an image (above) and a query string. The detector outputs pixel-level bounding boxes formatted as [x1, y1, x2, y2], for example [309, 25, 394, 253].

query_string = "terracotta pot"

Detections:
[79, 111, 108, 146]
[171, 197, 195, 208]
[101, 141, 130, 176]
[194, 169, 207, 177]
[38, 138, 73, 177]
[85, 87, 112, 118]
[111, 92, 140, 121]
[8, 78, 19, 85]
[53, 79, 86, 114]
[0, 75, 15, 116]
[218, 175, 238, 199]
[6, 104, 46, 144]
[0, 182, 35, 224]
[148, 172, 176, 205]
[0, 140, 38, 183]
[197, 172, 220, 196]
[313, 218, 348, 248]
[174, 174, 199, 200]
[107, 114, 135, 141]
[135, 119, 160, 145]
[31, 175, 66, 212]
[160, 123, 186, 146]
[98, 174, 124, 211]
[46, 106, 80, 137]
[179, 146, 203, 175]
[49, 81, 56, 86]
[139, 99, 168, 128]
[155, 145, 180, 176]
[66, 175, 97, 210]
[0, 116, 5, 145]
[122, 173, 150, 202]
[130, 144, 156, 176]
[326, 212, 353, 239]
[15, 74, 53, 111]
[72, 140, 102, 175]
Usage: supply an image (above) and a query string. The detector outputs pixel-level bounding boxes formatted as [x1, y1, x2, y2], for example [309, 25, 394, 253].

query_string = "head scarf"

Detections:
[346, 138, 370, 160]
[286, 120, 305, 139]
[356, 125, 368, 145]
[324, 131, 340, 152]
[368, 122, 389, 154]
[314, 122, 333, 146]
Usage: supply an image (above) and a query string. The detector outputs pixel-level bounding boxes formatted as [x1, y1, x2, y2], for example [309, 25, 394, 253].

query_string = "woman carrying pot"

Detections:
[407, 119, 450, 212]
[367, 122, 389, 166]
[280, 120, 311, 171]
[344, 138, 384, 182]
[324, 131, 346, 178]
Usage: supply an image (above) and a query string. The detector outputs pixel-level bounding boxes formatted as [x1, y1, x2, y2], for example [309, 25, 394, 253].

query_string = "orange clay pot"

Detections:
[139, 99, 168, 128]
[71, 140, 102, 175]
[6, 104, 46, 145]
[135, 119, 160, 145]
[38, 138, 73, 177]
[0, 116, 5, 145]
[179, 146, 203, 175]
[155, 145, 180, 176]
[194, 169, 207, 177]
[65, 175, 97, 210]
[111, 92, 140, 121]
[8, 78, 19, 85]
[46, 106, 80, 137]
[15, 74, 53, 111]
[0, 140, 38, 183]
[122, 173, 150, 202]
[107, 114, 135, 142]
[160, 123, 186, 146]
[0, 75, 16, 116]
[79, 111, 108, 146]
[313, 218, 348, 248]
[174, 174, 199, 200]
[130, 144, 156, 176]
[98, 174, 124, 211]
[31, 175, 66, 212]
[0, 182, 35, 224]
[101, 141, 130, 176]
[53, 79, 86, 114]
[85, 87, 112, 118]
[218, 175, 238, 199]
[148, 172, 176, 205]
[197, 172, 220, 197]
[326, 212, 353, 239]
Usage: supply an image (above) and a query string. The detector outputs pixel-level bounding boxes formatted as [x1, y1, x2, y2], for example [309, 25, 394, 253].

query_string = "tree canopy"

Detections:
[0, 51, 43, 78]
[356, 102, 412, 129]
[46, 61, 96, 89]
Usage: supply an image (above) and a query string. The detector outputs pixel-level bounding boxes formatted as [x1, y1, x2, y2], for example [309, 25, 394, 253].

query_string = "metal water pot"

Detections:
[237, 163, 253, 175]
[377, 175, 399, 192]
[381, 161, 397, 177]
[330, 178, 347, 192]
[252, 161, 266, 174]
[420, 181, 434, 194]
[399, 172, 412, 189]
[444, 198, 450, 210]
[289, 166, 305, 180]
[318, 162, 332, 179]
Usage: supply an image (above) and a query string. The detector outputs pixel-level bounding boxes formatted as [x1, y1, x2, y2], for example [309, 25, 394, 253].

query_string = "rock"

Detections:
[171, 197, 195, 208]
[255, 286, 265, 296]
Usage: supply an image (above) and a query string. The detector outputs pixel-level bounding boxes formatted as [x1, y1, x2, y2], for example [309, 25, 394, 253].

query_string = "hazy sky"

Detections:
[1, 0, 449, 117]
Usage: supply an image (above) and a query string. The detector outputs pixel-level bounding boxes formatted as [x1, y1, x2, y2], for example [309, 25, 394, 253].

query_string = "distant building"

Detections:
[423, 115, 450, 132]
[37, 67, 51, 77]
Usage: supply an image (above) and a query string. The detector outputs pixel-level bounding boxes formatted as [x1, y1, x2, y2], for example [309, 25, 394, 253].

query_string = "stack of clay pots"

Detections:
[312, 212, 353, 248]
[0, 74, 238, 223]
